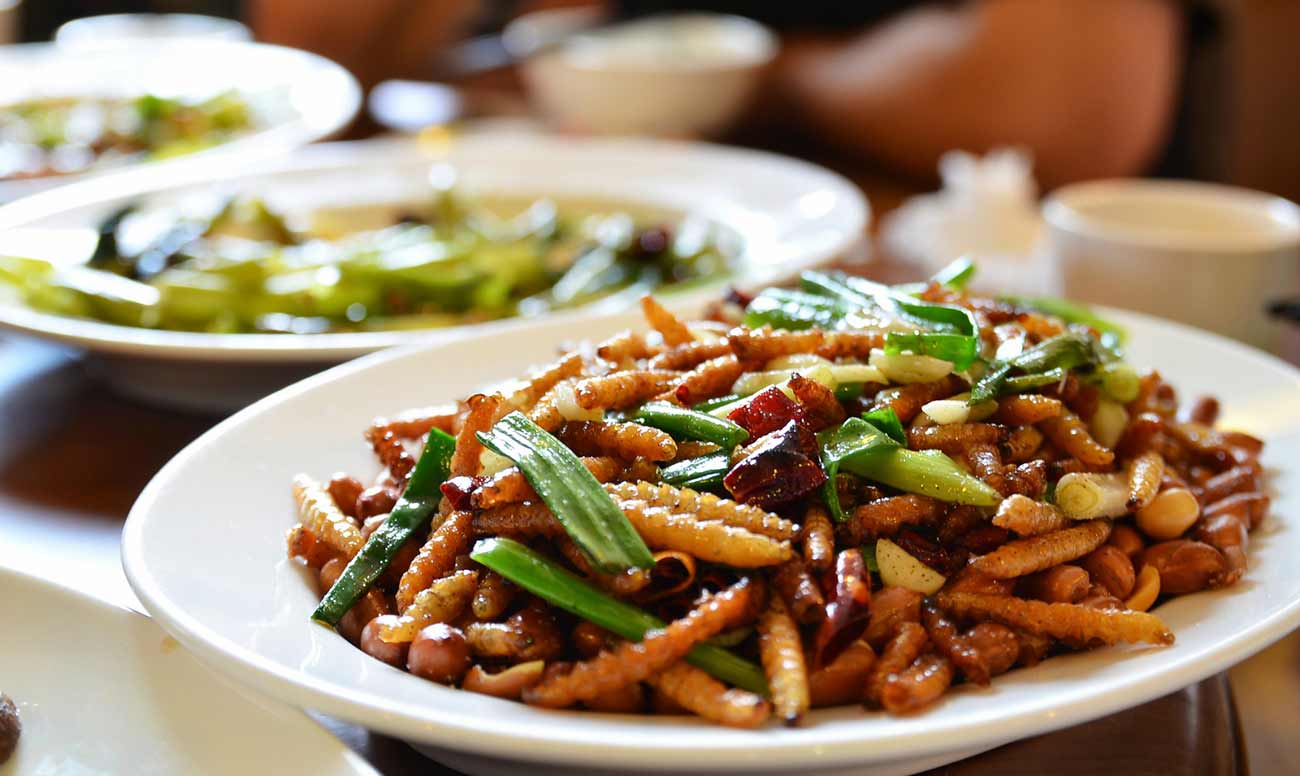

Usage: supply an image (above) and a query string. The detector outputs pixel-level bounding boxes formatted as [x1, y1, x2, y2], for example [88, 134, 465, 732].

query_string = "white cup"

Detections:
[1044, 180, 1300, 352]
[0, 0, 19, 45]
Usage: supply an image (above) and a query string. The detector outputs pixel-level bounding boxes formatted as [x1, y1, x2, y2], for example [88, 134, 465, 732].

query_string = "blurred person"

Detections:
[625, 0, 1186, 188]
[249, 0, 1189, 188]
[247, 0, 484, 92]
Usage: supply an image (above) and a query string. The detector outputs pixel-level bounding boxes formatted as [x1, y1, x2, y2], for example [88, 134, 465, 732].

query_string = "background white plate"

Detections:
[0, 133, 866, 362]
[0, 40, 361, 203]
[121, 306, 1300, 775]
[0, 565, 378, 776]
[0, 133, 865, 410]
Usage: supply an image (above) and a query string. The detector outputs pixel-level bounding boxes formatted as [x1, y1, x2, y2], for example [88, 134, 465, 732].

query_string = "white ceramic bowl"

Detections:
[55, 12, 253, 47]
[512, 11, 777, 137]
[1044, 179, 1300, 352]
[0, 40, 360, 202]
[122, 304, 1300, 776]
[0, 132, 866, 411]
[0, 565, 377, 776]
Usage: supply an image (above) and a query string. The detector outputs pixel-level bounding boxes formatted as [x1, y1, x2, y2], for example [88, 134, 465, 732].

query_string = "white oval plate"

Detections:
[0, 40, 361, 203]
[0, 132, 867, 363]
[0, 565, 377, 776]
[122, 306, 1300, 774]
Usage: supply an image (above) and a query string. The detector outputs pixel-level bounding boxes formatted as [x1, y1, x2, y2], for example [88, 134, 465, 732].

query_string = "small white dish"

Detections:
[0, 40, 360, 202]
[0, 132, 866, 410]
[0, 565, 378, 776]
[122, 303, 1300, 775]
[1043, 179, 1300, 352]
[55, 12, 253, 47]
[511, 11, 777, 137]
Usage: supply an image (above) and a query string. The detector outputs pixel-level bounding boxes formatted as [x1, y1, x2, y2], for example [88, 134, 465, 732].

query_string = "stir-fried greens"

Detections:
[287, 261, 1269, 727]
[0, 91, 256, 182]
[0, 192, 736, 333]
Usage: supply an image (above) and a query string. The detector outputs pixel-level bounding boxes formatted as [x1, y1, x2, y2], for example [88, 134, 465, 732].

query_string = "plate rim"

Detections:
[121, 304, 1300, 770]
[0, 135, 867, 362]
[0, 39, 363, 203]
[0, 562, 382, 776]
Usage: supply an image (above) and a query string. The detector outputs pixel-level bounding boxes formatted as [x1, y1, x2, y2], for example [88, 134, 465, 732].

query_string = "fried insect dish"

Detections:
[289, 266, 1270, 726]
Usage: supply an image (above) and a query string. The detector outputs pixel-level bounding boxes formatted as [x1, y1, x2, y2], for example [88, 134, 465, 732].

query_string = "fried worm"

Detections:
[605, 481, 799, 540]
[671, 354, 745, 406]
[801, 504, 835, 572]
[474, 456, 621, 508]
[969, 519, 1111, 579]
[758, 597, 811, 725]
[558, 420, 678, 462]
[935, 591, 1174, 646]
[291, 474, 364, 558]
[621, 502, 794, 567]
[865, 621, 928, 705]
[649, 662, 772, 728]
[641, 295, 694, 346]
[992, 494, 1069, 537]
[522, 578, 758, 708]
[1126, 451, 1165, 510]
[450, 393, 507, 477]
[574, 371, 679, 410]
[1040, 411, 1115, 468]
[396, 509, 475, 610]
[381, 570, 478, 643]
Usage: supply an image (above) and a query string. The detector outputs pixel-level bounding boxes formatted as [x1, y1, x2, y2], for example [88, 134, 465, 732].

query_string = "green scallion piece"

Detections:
[1003, 367, 1069, 394]
[478, 412, 653, 572]
[660, 451, 731, 490]
[883, 330, 979, 371]
[1098, 362, 1140, 403]
[862, 405, 907, 445]
[820, 417, 1000, 513]
[969, 331, 1105, 404]
[471, 537, 768, 694]
[1000, 293, 1126, 350]
[930, 256, 976, 289]
[312, 428, 456, 626]
[693, 393, 742, 413]
[634, 402, 748, 448]
[743, 287, 850, 330]
[834, 382, 866, 402]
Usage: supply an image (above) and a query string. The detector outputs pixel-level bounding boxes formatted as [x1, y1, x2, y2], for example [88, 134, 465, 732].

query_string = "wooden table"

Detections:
[1, 313, 1291, 775]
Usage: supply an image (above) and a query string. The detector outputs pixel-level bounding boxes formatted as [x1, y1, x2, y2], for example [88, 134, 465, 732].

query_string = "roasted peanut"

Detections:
[1141, 540, 1231, 595]
[326, 473, 365, 519]
[1135, 487, 1200, 540]
[1107, 524, 1145, 561]
[461, 661, 545, 699]
[1125, 565, 1161, 612]
[360, 615, 410, 667]
[1080, 545, 1136, 599]
[1194, 513, 1250, 578]
[407, 623, 471, 685]
[317, 556, 345, 594]
[1021, 565, 1090, 603]
[356, 485, 397, 519]
[1203, 492, 1270, 531]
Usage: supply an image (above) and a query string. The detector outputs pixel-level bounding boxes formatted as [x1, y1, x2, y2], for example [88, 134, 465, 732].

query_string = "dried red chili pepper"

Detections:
[722, 421, 826, 509]
[810, 549, 872, 668]
[728, 386, 806, 438]
[440, 475, 484, 512]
